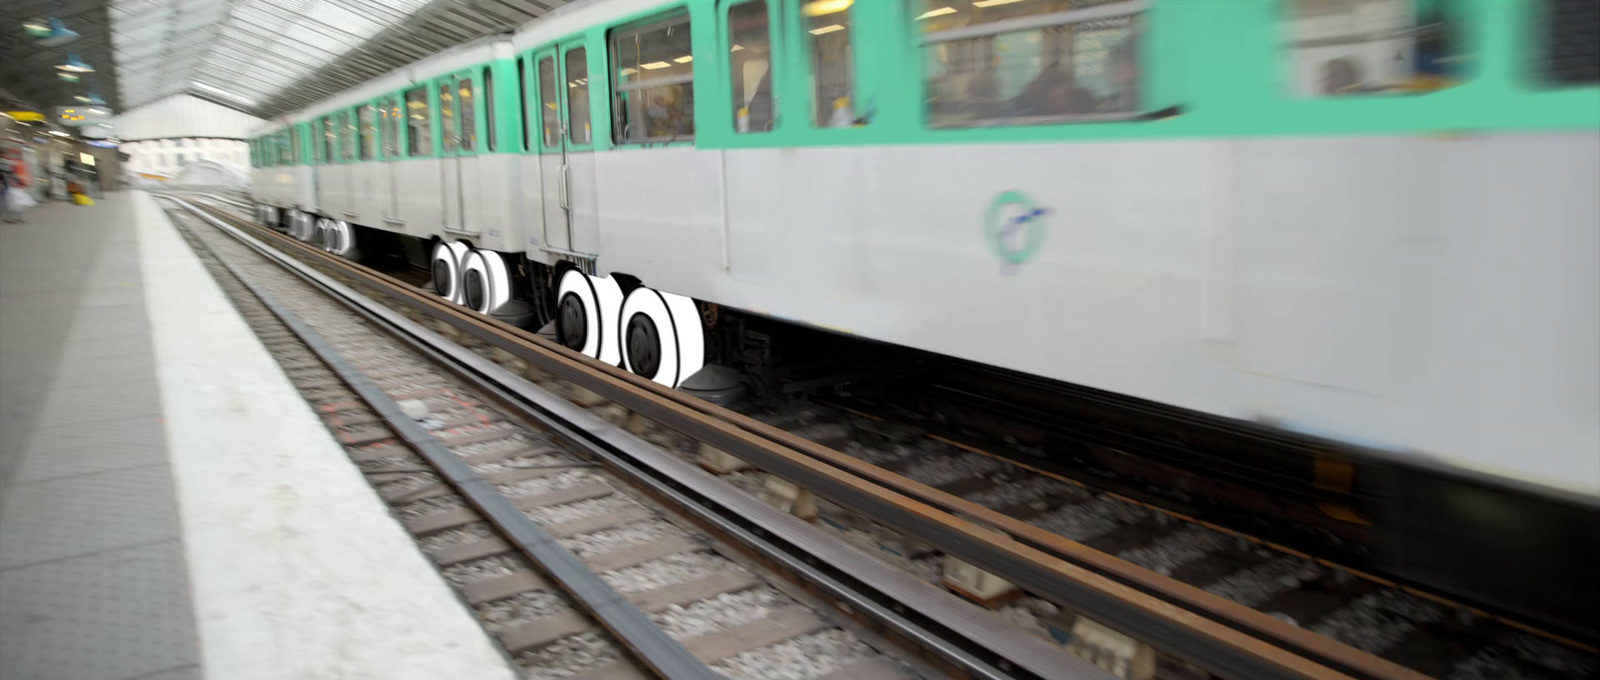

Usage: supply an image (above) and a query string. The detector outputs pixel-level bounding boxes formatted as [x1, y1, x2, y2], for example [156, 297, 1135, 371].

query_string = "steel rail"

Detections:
[182, 195, 1394, 680]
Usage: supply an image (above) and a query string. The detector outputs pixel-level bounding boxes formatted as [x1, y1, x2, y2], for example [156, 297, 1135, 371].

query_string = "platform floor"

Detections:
[0, 192, 516, 680]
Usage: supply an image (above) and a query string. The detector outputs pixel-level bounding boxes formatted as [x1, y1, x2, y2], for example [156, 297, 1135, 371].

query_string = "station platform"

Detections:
[0, 192, 517, 680]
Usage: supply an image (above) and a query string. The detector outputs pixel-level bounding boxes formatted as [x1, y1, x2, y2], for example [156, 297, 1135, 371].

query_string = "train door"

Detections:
[533, 47, 570, 251]
[533, 43, 597, 253]
[560, 44, 599, 255]
[438, 77, 465, 233]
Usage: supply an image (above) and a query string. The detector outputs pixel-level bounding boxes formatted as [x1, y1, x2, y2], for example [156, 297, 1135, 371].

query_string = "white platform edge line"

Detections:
[133, 191, 518, 680]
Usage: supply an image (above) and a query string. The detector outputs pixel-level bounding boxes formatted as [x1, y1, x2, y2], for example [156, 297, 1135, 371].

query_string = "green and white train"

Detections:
[250, 0, 1599, 497]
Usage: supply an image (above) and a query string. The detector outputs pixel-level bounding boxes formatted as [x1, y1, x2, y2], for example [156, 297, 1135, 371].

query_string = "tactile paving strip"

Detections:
[0, 540, 200, 680]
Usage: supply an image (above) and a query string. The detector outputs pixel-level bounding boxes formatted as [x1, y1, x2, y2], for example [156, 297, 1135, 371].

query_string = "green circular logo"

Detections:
[985, 191, 1049, 266]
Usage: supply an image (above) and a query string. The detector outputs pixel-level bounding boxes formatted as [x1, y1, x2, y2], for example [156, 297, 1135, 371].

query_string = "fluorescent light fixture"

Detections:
[674, 55, 693, 63]
[802, 0, 853, 17]
[972, 0, 1030, 7]
[620, 67, 638, 76]
[193, 81, 254, 105]
[55, 53, 93, 73]
[809, 24, 845, 35]
[917, 6, 957, 19]
[49, 130, 71, 137]
[640, 61, 672, 70]
[730, 44, 744, 52]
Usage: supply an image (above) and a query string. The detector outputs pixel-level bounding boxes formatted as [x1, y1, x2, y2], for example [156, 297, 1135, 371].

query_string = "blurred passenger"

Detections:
[647, 86, 692, 139]
[1009, 60, 1095, 117]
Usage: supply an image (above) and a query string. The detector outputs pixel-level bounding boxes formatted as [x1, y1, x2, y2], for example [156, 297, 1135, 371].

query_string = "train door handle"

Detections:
[558, 164, 570, 210]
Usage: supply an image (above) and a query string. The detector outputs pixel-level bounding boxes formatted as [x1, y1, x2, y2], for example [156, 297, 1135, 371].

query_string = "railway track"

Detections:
[156, 195, 1108, 680]
[166, 192, 1596, 680]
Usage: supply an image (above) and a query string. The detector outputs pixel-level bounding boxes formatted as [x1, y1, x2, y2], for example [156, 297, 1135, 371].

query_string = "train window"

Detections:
[278, 132, 289, 165]
[459, 77, 477, 152]
[567, 48, 593, 145]
[806, 0, 855, 127]
[538, 56, 561, 149]
[288, 126, 300, 164]
[917, 0, 1142, 128]
[483, 67, 497, 151]
[440, 82, 458, 153]
[340, 111, 356, 161]
[518, 57, 530, 151]
[322, 118, 334, 163]
[728, 1, 774, 133]
[383, 97, 401, 158]
[359, 104, 376, 161]
[610, 13, 693, 143]
[405, 87, 431, 157]
[1540, 0, 1598, 84]
[1282, 0, 1461, 97]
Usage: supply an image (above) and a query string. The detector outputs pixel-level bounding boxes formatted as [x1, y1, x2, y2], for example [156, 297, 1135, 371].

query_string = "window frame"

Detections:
[454, 70, 480, 155]
[483, 65, 498, 152]
[404, 86, 432, 158]
[912, 0, 1148, 129]
[437, 76, 459, 155]
[564, 44, 596, 148]
[723, 0, 779, 135]
[358, 102, 377, 161]
[517, 55, 531, 152]
[608, 9, 696, 145]
[532, 48, 564, 155]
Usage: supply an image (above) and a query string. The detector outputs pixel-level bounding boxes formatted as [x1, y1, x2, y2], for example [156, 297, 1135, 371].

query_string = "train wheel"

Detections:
[461, 249, 512, 314]
[618, 286, 705, 388]
[325, 220, 359, 260]
[312, 218, 332, 247]
[294, 211, 314, 241]
[554, 269, 622, 364]
[429, 240, 472, 304]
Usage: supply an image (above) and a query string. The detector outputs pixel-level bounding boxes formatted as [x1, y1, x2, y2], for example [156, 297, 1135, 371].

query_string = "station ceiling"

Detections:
[1, 0, 564, 122]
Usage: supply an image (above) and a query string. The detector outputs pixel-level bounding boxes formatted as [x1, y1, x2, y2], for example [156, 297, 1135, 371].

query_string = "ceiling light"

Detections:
[58, 72, 79, 82]
[917, 7, 957, 19]
[809, 24, 845, 35]
[22, 17, 50, 37]
[972, 0, 1030, 7]
[37, 17, 80, 47]
[640, 61, 671, 70]
[802, 0, 853, 17]
[49, 130, 71, 137]
[56, 53, 94, 73]
[730, 44, 744, 52]
[674, 55, 693, 63]
[620, 67, 638, 76]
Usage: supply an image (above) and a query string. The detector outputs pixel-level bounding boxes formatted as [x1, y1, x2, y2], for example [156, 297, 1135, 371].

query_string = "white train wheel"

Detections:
[555, 269, 623, 364]
[312, 218, 332, 246]
[325, 220, 357, 258]
[429, 240, 472, 304]
[618, 287, 706, 388]
[461, 249, 513, 314]
[295, 212, 314, 241]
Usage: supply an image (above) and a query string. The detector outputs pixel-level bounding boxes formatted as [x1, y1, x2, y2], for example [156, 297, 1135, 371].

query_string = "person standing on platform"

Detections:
[2, 167, 34, 223]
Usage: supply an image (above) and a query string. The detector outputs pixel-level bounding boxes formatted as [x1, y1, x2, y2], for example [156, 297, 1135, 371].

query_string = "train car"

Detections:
[247, 0, 1598, 499]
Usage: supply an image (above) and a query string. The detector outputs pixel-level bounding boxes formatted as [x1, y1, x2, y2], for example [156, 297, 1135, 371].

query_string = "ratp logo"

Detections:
[985, 190, 1049, 273]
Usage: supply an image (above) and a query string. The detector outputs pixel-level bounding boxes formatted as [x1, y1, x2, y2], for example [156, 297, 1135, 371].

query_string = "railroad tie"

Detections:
[404, 482, 616, 535]
[497, 572, 761, 654]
